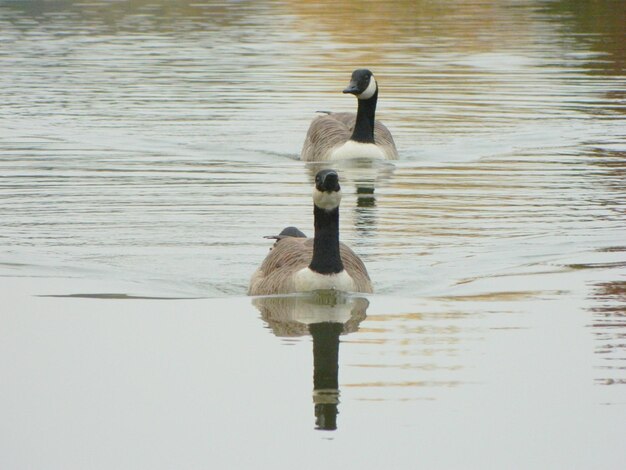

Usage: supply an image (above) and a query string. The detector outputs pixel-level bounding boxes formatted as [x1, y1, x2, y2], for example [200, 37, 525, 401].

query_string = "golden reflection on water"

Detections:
[340, 308, 474, 402]
[252, 293, 478, 406]
[287, 0, 542, 50]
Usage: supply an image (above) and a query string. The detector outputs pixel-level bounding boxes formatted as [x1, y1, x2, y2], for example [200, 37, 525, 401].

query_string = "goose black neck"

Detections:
[309, 205, 344, 274]
[350, 90, 378, 144]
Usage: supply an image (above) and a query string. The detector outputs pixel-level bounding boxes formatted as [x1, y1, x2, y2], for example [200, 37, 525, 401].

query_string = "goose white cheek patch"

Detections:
[313, 188, 342, 210]
[358, 76, 377, 100]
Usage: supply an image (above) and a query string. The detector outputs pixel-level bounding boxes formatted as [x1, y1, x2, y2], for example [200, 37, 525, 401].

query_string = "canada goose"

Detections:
[300, 69, 398, 162]
[248, 169, 373, 295]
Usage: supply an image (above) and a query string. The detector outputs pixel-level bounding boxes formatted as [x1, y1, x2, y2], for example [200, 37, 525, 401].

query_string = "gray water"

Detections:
[1, 1, 625, 468]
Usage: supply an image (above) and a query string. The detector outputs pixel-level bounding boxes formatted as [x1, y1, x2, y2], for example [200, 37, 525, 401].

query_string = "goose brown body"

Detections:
[301, 112, 397, 162]
[248, 236, 373, 295]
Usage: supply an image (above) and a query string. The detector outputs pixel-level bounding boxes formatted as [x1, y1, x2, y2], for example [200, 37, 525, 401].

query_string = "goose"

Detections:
[248, 169, 373, 295]
[300, 69, 398, 162]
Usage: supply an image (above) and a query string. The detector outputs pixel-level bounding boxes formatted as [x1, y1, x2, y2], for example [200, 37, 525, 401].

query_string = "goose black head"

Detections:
[315, 169, 340, 192]
[343, 69, 377, 100]
[313, 169, 342, 210]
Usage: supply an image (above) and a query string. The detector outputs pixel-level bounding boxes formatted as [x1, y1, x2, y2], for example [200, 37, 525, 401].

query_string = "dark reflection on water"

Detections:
[591, 278, 626, 386]
[253, 292, 368, 431]
[310, 322, 343, 431]
[545, 0, 626, 76]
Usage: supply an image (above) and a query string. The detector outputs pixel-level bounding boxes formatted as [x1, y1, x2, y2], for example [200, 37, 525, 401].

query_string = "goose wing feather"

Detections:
[300, 113, 353, 161]
[249, 237, 312, 295]
[373, 120, 399, 160]
[339, 242, 374, 293]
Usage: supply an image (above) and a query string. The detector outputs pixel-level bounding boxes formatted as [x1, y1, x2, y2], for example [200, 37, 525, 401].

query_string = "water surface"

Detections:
[1, 1, 625, 468]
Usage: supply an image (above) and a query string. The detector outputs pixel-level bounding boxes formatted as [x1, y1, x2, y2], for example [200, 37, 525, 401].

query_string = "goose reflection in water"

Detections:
[306, 159, 395, 204]
[252, 291, 368, 430]
[306, 159, 394, 240]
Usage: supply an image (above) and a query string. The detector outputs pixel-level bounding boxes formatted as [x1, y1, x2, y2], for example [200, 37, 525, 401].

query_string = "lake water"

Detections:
[1, 1, 625, 468]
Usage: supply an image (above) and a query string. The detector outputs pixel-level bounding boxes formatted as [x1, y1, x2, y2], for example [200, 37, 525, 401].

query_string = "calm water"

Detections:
[1, 0, 625, 468]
